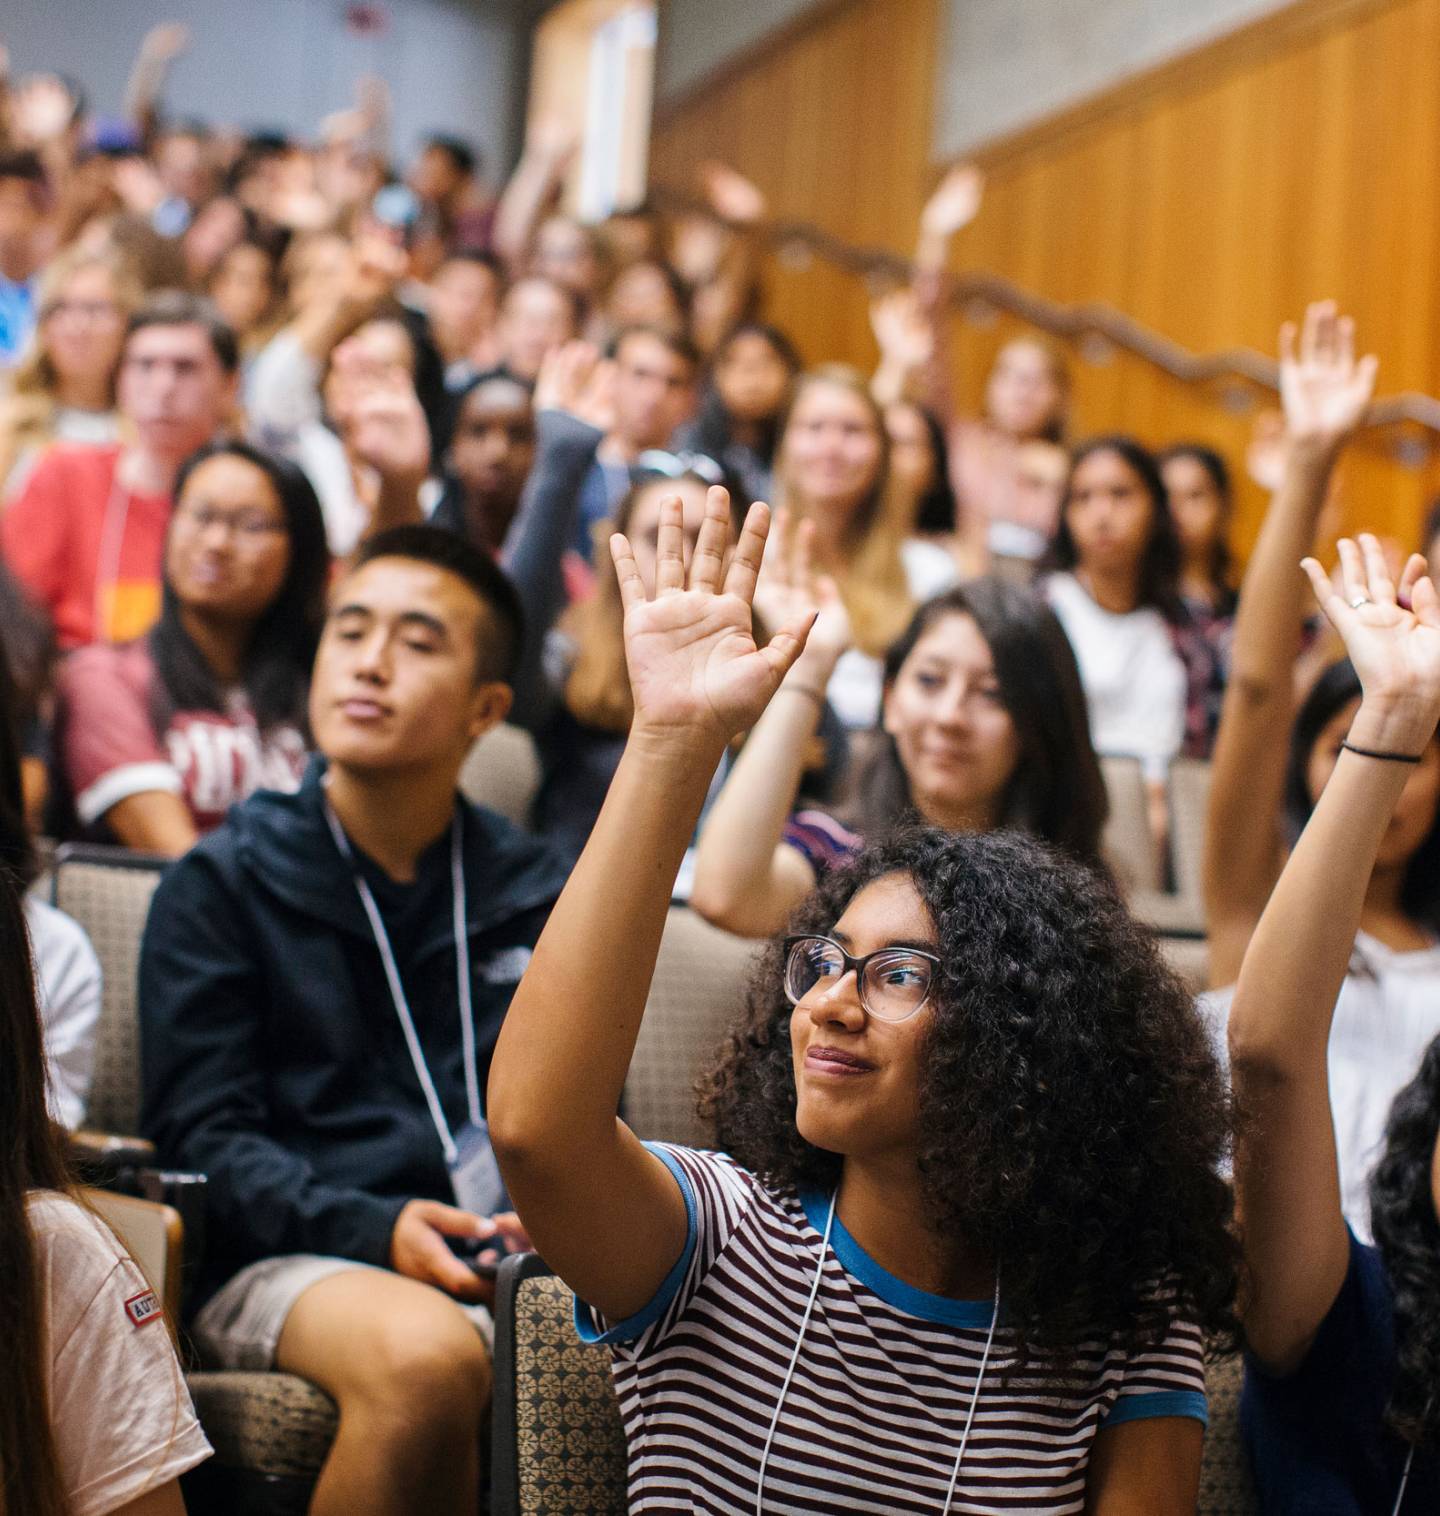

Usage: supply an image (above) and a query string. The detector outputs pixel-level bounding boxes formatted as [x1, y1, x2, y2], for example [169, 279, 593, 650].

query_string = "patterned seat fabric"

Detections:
[186, 1372, 339, 1479]
[1198, 1353, 1259, 1514]
[502, 1268, 626, 1515]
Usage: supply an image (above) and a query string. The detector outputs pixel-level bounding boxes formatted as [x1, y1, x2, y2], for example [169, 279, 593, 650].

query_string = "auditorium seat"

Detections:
[459, 721, 542, 826]
[490, 1252, 626, 1516]
[1100, 755, 1162, 894]
[51, 844, 339, 1516]
[624, 906, 762, 1147]
[1198, 1353, 1259, 1514]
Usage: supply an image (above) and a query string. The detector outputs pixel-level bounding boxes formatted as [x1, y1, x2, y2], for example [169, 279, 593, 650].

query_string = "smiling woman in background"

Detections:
[56, 439, 329, 855]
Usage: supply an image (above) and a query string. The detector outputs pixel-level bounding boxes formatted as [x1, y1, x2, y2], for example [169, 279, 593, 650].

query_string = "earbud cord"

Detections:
[754, 1191, 1001, 1516]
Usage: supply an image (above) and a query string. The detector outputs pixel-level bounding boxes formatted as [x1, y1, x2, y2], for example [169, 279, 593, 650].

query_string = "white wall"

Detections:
[935, 0, 1295, 158]
[655, 0, 821, 103]
[3, 0, 527, 175]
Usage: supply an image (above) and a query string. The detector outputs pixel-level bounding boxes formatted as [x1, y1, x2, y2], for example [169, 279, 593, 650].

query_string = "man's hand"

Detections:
[390, 1198, 509, 1304]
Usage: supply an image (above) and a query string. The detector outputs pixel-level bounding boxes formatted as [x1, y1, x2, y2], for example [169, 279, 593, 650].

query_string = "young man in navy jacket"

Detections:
[141, 525, 569, 1516]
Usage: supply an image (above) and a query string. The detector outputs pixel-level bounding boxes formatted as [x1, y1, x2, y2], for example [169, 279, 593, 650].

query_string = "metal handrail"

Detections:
[653, 186, 1440, 442]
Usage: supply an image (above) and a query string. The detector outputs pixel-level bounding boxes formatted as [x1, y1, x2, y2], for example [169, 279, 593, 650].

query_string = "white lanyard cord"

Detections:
[754, 1191, 1001, 1516]
[1392, 1439, 1420, 1516]
[323, 800, 480, 1165]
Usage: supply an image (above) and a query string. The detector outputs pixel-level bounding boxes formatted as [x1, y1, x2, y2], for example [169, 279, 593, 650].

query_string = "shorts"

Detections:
[191, 1254, 495, 1371]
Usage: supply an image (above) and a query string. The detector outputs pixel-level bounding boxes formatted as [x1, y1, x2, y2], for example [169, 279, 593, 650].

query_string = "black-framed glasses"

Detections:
[782, 934, 941, 1023]
[634, 449, 726, 486]
[173, 503, 288, 541]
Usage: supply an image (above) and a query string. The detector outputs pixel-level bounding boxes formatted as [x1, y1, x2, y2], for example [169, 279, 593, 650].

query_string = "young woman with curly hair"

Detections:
[489, 489, 1238, 1512]
[1227, 533, 1440, 1509]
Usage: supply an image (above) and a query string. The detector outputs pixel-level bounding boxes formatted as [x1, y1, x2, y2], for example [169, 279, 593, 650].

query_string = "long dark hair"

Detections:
[1158, 442, 1235, 596]
[150, 441, 329, 733]
[898, 401, 958, 536]
[689, 321, 801, 469]
[0, 631, 71, 1516]
[1046, 436, 1184, 620]
[1369, 1034, 1440, 1449]
[702, 827, 1239, 1368]
[1285, 659, 1440, 932]
[849, 580, 1108, 868]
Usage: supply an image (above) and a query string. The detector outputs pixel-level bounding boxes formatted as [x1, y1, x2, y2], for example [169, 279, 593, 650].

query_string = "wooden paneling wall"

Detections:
[651, 0, 1440, 556]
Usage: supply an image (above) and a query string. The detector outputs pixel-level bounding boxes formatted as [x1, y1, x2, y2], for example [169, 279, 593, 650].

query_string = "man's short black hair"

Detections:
[126, 290, 239, 375]
[424, 134, 478, 180]
[349, 525, 524, 684]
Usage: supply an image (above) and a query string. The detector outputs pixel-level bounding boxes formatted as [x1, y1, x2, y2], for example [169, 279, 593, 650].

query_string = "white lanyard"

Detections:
[754, 1192, 1001, 1516]
[323, 798, 480, 1165]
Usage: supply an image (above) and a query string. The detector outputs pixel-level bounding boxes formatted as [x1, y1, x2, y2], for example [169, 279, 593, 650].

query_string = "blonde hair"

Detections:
[776, 365, 915, 656]
[10, 246, 139, 404]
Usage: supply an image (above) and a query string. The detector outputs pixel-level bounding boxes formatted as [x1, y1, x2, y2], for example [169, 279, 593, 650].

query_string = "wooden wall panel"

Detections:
[652, 0, 1440, 556]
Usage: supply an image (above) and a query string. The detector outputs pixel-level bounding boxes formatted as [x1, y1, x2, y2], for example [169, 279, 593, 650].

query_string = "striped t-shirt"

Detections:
[577, 1144, 1207, 1514]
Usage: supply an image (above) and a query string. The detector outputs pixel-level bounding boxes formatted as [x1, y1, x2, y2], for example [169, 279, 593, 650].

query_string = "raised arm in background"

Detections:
[910, 164, 985, 429]
[487, 492, 813, 1320]
[1204, 303, 1377, 987]
[491, 119, 577, 273]
[122, 22, 191, 145]
[689, 510, 852, 935]
[1229, 536, 1440, 1371]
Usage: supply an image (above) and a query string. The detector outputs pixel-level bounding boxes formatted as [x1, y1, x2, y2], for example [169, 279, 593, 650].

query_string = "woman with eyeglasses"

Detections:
[489, 490, 1237, 1514]
[55, 440, 329, 855]
[0, 245, 140, 499]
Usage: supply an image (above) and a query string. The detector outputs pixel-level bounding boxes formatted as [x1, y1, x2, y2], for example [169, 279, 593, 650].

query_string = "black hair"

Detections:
[0, 620, 37, 887]
[849, 579, 1108, 867]
[442, 246, 506, 285]
[1370, 1033, 1440, 1450]
[151, 441, 329, 733]
[1285, 658, 1440, 931]
[349, 525, 524, 684]
[1158, 442, 1235, 592]
[688, 321, 802, 469]
[609, 322, 701, 373]
[0, 150, 47, 189]
[1046, 435, 1184, 619]
[126, 289, 239, 375]
[423, 134, 479, 180]
[702, 826, 1239, 1367]
[898, 401, 958, 535]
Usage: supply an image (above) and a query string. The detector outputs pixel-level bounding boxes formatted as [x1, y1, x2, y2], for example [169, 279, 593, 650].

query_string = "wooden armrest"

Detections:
[68, 1129, 158, 1179]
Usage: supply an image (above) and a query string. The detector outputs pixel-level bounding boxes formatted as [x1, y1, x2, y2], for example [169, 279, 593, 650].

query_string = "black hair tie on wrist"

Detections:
[1340, 740, 1425, 764]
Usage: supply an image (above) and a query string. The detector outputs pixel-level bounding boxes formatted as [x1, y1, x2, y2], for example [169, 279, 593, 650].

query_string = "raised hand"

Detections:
[141, 22, 192, 62]
[1279, 302, 1377, 453]
[534, 340, 600, 414]
[347, 367, 431, 487]
[870, 288, 935, 373]
[699, 161, 767, 226]
[920, 163, 985, 241]
[613, 491, 814, 748]
[1302, 534, 1440, 749]
[753, 509, 851, 673]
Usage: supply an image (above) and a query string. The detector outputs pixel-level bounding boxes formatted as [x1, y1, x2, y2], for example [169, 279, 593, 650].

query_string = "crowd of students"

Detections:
[3, 26, 1439, 1516]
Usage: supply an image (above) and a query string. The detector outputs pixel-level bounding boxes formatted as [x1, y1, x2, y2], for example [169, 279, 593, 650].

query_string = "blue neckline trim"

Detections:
[799, 1188, 999, 1328]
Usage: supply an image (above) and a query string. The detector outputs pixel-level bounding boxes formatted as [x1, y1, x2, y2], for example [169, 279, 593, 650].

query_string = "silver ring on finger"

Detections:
[1350, 595, 1372, 609]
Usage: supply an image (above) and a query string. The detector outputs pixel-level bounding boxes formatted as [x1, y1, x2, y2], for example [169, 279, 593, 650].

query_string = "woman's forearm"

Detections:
[488, 728, 725, 1161]
[1204, 441, 1337, 978]
[690, 676, 826, 931]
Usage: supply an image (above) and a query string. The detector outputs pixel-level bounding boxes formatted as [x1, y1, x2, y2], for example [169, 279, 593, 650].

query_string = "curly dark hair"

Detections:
[1370, 1033, 1440, 1450]
[700, 826, 1239, 1368]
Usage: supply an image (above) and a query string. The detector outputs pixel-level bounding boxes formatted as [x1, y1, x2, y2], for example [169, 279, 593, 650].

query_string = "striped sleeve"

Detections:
[575, 1144, 755, 1348]
[1103, 1313, 1209, 1428]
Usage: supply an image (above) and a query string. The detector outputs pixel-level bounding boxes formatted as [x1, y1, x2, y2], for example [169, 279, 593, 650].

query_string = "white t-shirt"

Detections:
[27, 895, 103, 1130]
[826, 539, 960, 730]
[1044, 572, 1185, 781]
[1200, 931, 1440, 1243]
[30, 1192, 211, 1514]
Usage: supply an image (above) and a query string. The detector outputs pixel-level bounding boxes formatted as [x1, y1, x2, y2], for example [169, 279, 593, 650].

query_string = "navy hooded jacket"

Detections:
[139, 757, 569, 1307]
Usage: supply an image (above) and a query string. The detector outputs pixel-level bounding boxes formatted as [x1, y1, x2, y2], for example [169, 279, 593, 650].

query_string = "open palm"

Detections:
[614, 492, 814, 748]
[1303, 535, 1440, 717]
[1279, 301, 1377, 448]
